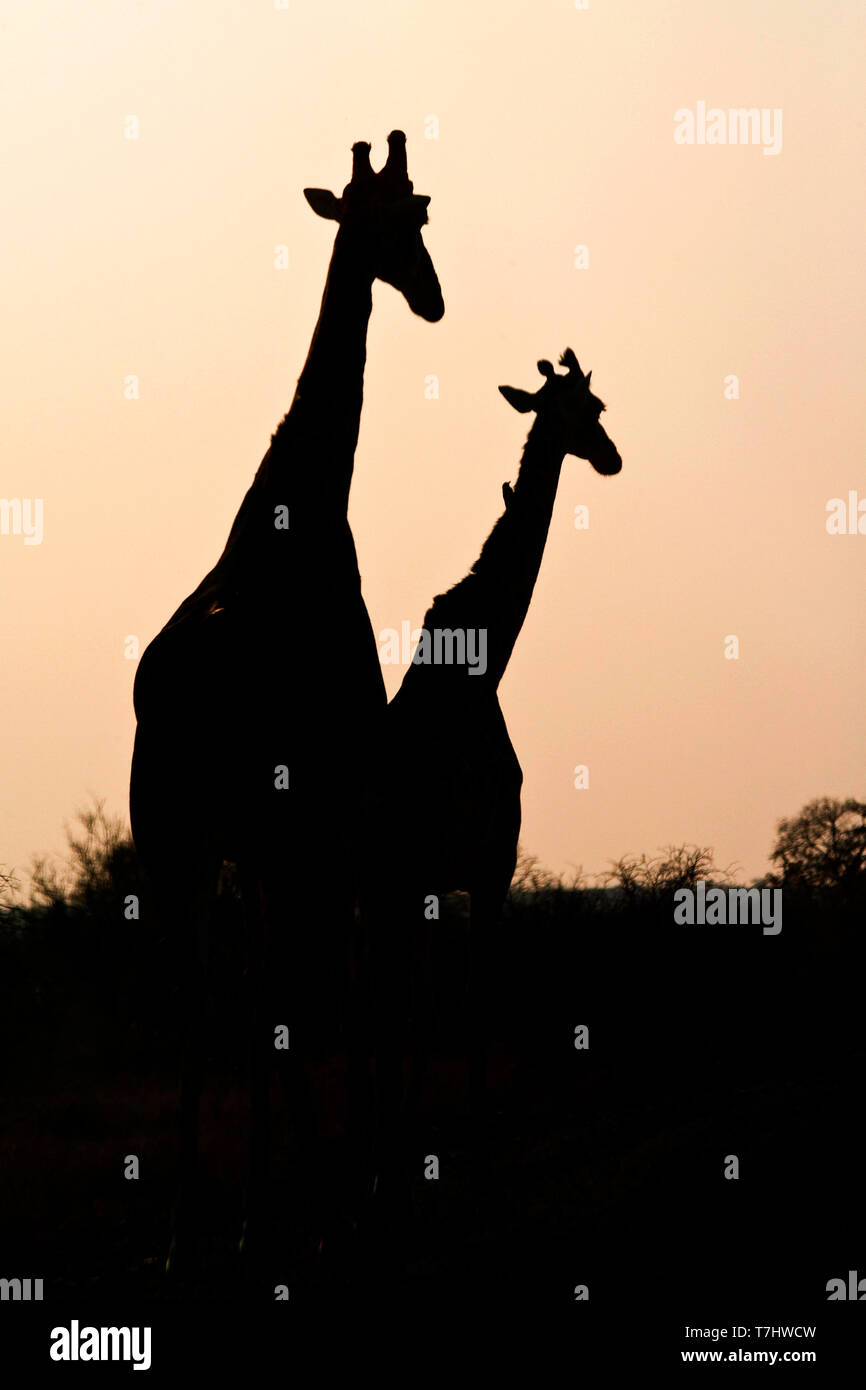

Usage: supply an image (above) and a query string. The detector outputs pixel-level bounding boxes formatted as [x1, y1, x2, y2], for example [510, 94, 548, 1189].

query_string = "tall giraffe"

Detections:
[129, 131, 443, 1274]
[367, 350, 621, 1207]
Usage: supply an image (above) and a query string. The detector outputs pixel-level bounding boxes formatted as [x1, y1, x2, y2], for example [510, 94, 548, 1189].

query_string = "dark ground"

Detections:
[1, 882, 863, 1367]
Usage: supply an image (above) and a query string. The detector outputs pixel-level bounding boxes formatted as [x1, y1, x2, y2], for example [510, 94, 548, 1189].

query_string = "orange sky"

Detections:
[1, 0, 864, 889]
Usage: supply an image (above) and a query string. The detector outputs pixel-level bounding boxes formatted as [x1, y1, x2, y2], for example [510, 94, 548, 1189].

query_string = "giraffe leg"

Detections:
[405, 908, 434, 1134]
[166, 872, 215, 1281]
[344, 907, 375, 1212]
[367, 901, 413, 1271]
[468, 890, 500, 1222]
[239, 871, 272, 1280]
[367, 898, 435, 1275]
[245, 873, 329, 1282]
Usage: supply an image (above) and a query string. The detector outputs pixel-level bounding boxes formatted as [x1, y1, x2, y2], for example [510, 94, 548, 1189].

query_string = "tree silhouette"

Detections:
[28, 797, 142, 923]
[767, 796, 866, 895]
[603, 844, 734, 904]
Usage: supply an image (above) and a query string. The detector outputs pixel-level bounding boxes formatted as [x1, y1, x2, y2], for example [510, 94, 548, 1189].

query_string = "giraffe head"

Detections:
[499, 349, 622, 475]
[303, 130, 444, 322]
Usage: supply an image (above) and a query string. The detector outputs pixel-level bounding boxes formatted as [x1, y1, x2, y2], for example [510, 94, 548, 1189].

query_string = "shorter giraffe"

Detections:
[366, 350, 621, 1202]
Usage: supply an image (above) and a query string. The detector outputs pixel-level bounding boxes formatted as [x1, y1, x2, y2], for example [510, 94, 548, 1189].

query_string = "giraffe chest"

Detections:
[380, 695, 523, 882]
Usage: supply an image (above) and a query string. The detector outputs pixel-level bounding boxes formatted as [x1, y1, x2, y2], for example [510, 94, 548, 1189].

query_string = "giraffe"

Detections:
[129, 131, 444, 1276]
[366, 350, 621, 1220]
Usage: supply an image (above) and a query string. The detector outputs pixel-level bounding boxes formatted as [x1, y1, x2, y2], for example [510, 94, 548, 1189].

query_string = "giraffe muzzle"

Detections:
[590, 430, 622, 476]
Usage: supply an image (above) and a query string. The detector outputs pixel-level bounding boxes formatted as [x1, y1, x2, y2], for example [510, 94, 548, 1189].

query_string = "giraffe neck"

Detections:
[211, 229, 375, 585]
[401, 415, 566, 697]
[470, 416, 565, 686]
[282, 227, 374, 507]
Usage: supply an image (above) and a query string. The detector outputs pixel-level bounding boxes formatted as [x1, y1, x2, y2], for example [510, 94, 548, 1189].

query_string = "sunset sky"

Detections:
[1, 0, 863, 890]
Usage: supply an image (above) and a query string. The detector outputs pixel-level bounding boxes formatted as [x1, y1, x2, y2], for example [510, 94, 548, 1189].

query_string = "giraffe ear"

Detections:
[498, 385, 536, 413]
[303, 188, 342, 221]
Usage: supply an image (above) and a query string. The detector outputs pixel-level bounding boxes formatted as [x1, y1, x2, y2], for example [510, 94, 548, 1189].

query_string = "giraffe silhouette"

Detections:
[367, 350, 621, 1213]
[129, 131, 443, 1276]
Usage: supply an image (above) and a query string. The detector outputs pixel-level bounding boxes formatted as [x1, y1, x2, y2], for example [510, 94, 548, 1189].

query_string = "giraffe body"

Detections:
[366, 351, 621, 1194]
[129, 132, 443, 1275]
